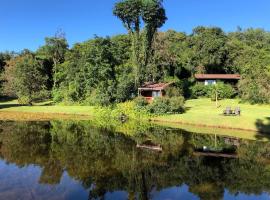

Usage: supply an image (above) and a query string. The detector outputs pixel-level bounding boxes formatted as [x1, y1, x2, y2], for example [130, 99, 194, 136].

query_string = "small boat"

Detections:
[136, 140, 162, 152]
[193, 151, 238, 158]
[193, 146, 237, 158]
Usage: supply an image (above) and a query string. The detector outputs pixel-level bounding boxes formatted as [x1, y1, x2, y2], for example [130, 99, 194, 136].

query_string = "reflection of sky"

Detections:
[104, 191, 128, 200]
[0, 160, 88, 200]
[0, 159, 270, 200]
[151, 185, 199, 200]
[224, 190, 270, 200]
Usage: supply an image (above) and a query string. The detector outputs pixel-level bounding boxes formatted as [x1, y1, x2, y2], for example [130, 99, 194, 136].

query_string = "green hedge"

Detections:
[135, 96, 185, 115]
[191, 82, 236, 100]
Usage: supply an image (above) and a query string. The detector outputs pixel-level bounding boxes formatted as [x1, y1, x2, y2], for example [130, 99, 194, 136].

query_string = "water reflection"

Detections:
[0, 120, 270, 200]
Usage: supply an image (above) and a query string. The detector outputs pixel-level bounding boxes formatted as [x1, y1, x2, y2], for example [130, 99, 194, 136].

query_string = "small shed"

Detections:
[195, 74, 241, 86]
[138, 82, 172, 102]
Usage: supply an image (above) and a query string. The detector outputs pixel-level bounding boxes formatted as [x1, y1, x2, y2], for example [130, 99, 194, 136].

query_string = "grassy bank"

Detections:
[154, 98, 270, 134]
[1, 98, 270, 135]
[0, 100, 94, 120]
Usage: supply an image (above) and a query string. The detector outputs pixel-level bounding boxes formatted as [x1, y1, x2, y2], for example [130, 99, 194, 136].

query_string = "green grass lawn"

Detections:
[0, 100, 94, 115]
[154, 98, 270, 134]
[1, 98, 270, 139]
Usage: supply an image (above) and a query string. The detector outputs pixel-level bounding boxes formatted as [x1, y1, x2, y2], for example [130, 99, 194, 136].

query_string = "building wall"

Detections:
[196, 79, 239, 86]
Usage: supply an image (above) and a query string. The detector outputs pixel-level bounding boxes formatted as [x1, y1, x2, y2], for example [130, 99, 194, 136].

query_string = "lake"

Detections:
[0, 120, 269, 200]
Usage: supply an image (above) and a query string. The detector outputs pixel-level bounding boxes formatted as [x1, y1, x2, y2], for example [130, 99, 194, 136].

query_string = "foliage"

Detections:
[191, 84, 209, 98]
[2, 25, 270, 105]
[210, 82, 236, 100]
[53, 37, 118, 105]
[236, 51, 270, 104]
[190, 26, 228, 73]
[113, 0, 167, 85]
[36, 33, 68, 89]
[3, 53, 49, 104]
[147, 96, 185, 114]
[165, 85, 183, 97]
[169, 96, 185, 113]
[2, 121, 270, 200]
[134, 96, 148, 108]
[191, 82, 236, 100]
[0, 52, 14, 95]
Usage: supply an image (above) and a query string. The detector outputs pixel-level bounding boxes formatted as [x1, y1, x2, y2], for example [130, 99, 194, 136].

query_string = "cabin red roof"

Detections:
[195, 74, 241, 80]
[138, 82, 172, 90]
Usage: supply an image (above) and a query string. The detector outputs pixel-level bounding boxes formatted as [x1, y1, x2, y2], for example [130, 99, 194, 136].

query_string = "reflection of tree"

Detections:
[39, 157, 63, 185]
[1, 121, 270, 199]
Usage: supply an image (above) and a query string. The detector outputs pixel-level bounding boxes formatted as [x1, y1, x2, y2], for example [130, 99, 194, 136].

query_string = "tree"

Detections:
[190, 26, 227, 73]
[226, 29, 270, 103]
[36, 31, 68, 89]
[0, 52, 14, 96]
[3, 53, 49, 104]
[113, 0, 167, 86]
[53, 37, 118, 105]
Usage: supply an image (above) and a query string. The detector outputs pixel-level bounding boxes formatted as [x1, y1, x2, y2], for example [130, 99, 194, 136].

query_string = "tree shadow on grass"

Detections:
[0, 96, 16, 103]
[0, 103, 23, 109]
[0, 97, 23, 109]
[255, 117, 270, 140]
[39, 102, 55, 106]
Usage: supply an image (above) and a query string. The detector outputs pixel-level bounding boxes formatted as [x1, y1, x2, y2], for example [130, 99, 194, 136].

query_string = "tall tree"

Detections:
[190, 26, 227, 73]
[0, 52, 14, 95]
[36, 31, 68, 89]
[113, 0, 167, 86]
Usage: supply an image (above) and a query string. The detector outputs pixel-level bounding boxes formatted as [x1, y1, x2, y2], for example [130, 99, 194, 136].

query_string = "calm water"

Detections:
[0, 120, 269, 200]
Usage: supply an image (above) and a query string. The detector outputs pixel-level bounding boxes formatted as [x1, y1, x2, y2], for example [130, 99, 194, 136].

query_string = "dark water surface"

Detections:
[0, 120, 269, 200]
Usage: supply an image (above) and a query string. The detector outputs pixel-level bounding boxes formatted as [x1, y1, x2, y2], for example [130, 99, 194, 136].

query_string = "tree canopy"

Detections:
[1, 22, 270, 104]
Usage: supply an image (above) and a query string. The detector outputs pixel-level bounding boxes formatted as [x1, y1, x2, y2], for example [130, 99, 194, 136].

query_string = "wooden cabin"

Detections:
[138, 82, 172, 102]
[195, 74, 241, 86]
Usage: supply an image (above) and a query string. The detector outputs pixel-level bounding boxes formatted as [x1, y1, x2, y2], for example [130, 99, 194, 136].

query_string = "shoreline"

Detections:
[151, 118, 260, 133]
[0, 110, 264, 134]
[0, 111, 91, 121]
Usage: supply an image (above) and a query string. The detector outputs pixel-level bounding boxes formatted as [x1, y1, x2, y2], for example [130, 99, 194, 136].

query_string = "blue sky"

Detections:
[1, 0, 270, 52]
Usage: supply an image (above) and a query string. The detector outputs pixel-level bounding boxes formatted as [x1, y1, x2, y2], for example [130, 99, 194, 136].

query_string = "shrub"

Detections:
[134, 96, 148, 109]
[209, 83, 236, 100]
[147, 96, 185, 114]
[52, 88, 64, 103]
[84, 89, 112, 106]
[191, 82, 236, 100]
[165, 86, 183, 98]
[191, 84, 209, 98]
[115, 76, 135, 102]
[18, 96, 31, 105]
[169, 96, 185, 113]
[147, 97, 170, 114]
[238, 76, 270, 104]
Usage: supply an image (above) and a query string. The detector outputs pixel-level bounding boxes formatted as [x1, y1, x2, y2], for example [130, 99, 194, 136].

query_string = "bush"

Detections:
[147, 97, 170, 114]
[18, 96, 31, 105]
[191, 84, 209, 98]
[52, 88, 64, 103]
[115, 76, 135, 102]
[134, 96, 148, 109]
[191, 82, 236, 100]
[211, 83, 236, 100]
[169, 96, 185, 113]
[147, 96, 185, 115]
[238, 76, 270, 104]
[84, 89, 112, 106]
[165, 86, 183, 98]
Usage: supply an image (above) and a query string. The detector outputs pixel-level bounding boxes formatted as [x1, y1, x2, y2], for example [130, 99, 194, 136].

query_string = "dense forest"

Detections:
[1, 0, 270, 106]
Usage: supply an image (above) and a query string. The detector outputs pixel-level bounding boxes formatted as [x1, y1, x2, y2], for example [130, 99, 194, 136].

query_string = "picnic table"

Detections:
[223, 106, 241, 116]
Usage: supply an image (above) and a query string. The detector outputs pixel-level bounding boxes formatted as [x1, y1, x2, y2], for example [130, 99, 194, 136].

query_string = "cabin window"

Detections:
[205, 80, 216, 85]
[152, 91, 161, 97]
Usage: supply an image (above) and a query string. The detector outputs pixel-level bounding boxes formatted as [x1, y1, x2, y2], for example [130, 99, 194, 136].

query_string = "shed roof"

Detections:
[138, 82, 172, 91]
[195, 74, 241, 80]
